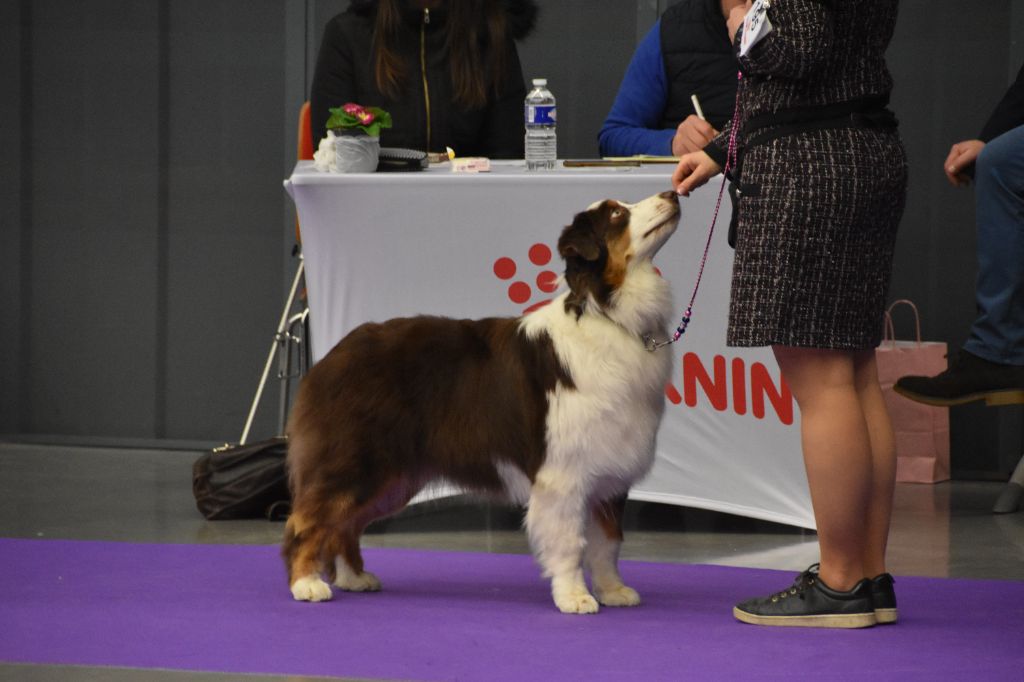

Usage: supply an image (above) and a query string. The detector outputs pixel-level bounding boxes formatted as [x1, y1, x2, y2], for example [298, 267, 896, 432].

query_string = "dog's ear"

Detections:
[558, 212, 601, 262]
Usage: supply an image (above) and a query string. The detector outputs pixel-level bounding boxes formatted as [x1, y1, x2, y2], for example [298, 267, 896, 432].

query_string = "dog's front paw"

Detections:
[334, 570, 381, 592]
[596, 584, 641, 607]
[291, 575, 333, 602]
[554, 590, 600, 615]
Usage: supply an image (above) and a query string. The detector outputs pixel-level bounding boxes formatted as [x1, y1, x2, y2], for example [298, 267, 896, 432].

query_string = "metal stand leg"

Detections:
[993, 452, 1024, 514]
[240, 256, 306, 445]
[276, 307, 310, 436]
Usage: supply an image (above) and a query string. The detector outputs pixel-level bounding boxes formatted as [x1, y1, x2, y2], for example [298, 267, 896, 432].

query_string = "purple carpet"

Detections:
[0, 539, 1021, 680]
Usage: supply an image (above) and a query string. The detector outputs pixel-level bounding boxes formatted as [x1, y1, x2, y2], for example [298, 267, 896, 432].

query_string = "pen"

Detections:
[691, 94, 706, 121]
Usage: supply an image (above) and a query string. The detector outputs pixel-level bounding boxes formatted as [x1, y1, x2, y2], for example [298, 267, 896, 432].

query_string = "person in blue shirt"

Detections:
[598, 0, 743, 158]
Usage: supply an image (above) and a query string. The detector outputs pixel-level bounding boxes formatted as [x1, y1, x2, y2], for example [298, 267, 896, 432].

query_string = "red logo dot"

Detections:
[508, 281, 532, 304]
[528, 243, 552, 266]
[536, 271, 558, 293]
[493, 257, 517, 280]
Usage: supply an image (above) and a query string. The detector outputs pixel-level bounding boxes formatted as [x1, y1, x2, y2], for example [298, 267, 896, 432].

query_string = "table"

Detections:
[285, 160, 813, 529]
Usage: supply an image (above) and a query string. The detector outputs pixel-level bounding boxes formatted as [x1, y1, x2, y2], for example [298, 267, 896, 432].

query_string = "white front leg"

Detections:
[525, 470, 598, 614]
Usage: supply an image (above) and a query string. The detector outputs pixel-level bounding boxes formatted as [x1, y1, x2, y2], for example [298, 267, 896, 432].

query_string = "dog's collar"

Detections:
[592, 307, 668, 353]
[642, 333, 671, 352]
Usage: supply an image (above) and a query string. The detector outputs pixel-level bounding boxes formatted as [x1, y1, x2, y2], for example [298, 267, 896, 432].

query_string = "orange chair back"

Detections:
[295, 101, 314, 243]
[298, 101, 314, 161]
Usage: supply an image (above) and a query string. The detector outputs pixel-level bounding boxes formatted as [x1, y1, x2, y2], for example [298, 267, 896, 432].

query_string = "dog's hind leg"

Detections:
[332, 477, 418, 593]
[526, 469, 598, 614]
[283, 512, 334, 602]
[332, 523, 381, 592]
[585, 496, 640, 607]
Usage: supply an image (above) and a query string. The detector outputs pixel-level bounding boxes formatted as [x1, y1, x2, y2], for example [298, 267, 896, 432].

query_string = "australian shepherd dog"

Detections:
[283, 190, 681, 614]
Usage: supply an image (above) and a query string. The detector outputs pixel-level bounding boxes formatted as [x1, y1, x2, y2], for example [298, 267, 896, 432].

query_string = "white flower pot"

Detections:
[332, 132, 380, 173]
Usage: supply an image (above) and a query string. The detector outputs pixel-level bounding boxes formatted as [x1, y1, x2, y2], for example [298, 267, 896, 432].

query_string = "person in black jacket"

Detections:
[598, 0, 744, 157]
[310, 0, 538, 159]
[895, 62, 1024, 405]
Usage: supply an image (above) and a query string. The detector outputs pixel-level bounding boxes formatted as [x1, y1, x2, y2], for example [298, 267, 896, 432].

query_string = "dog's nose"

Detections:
[658, 191, 679, 203]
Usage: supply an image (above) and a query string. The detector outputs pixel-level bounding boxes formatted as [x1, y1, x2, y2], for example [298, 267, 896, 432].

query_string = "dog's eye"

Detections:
[611, 209, 623, 219]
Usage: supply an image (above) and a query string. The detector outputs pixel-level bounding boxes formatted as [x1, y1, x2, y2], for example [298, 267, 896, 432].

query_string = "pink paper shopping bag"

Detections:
[876, 300, 951, 483]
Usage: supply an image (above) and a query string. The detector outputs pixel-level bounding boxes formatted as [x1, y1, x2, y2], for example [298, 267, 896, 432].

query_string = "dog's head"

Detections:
[557, 191, 680, 317]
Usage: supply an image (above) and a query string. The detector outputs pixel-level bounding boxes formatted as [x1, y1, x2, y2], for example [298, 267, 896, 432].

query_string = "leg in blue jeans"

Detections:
[964, 123, 1024, 366]
[894, 125, 1024, 404]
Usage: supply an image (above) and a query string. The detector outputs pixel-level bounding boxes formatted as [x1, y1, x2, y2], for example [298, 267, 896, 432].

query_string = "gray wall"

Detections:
[2, 0, 293, 446]
[1, 0, 1022, 475]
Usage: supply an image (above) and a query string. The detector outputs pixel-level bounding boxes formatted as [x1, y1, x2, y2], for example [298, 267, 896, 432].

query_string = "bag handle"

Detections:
[882, 299, 923, 349]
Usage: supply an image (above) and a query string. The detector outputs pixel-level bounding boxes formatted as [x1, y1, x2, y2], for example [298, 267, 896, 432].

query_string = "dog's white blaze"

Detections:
[628, 193, 679, 235]
[588, 194, 681, 263]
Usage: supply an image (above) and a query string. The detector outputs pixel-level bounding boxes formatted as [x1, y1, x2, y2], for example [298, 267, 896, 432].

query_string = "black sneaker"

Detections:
[893, 348, 1024, 407]
[733, 565, 877, 628]
[871, 573, 898, 624]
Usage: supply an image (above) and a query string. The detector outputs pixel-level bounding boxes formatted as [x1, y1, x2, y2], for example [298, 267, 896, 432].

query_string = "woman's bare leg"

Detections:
[852, 349, 896, 578]
[772, 345, 874, 591]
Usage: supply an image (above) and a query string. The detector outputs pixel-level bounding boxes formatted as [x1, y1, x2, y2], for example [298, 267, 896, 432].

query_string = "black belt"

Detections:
[742, 95, 899, 151]
[744, 95, 894, 131]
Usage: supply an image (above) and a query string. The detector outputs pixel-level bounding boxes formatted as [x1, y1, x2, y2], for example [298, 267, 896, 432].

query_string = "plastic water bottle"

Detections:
[524, 78, 557, 170]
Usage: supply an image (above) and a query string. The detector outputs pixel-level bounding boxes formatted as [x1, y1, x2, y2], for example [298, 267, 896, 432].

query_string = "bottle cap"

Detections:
[532, 78, 547, 87]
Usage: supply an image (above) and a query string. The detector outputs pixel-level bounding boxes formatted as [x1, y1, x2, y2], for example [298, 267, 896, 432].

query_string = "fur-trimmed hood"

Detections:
[346, 0, 539, 40]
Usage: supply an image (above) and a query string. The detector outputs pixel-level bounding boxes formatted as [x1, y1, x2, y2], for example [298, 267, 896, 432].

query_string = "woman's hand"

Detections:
[672, 151, 722, 196]
[943, 139, 985, 187]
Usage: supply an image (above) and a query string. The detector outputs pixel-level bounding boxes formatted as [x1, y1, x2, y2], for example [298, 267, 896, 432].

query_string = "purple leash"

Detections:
[645, 72, 743, 352]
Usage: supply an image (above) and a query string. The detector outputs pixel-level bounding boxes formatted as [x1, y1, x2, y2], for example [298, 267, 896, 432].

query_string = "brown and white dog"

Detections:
[283, 191, 681, 614]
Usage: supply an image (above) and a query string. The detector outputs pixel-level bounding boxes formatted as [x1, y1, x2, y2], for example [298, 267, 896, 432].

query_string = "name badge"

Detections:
[739, 0, 774, 57]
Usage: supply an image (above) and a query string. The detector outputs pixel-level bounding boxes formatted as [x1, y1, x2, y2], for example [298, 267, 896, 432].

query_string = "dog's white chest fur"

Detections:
[519, 264, 674, 497]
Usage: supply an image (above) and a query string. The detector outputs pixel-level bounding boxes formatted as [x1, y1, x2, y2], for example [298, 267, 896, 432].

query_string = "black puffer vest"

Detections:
[659, 0, 738, 130]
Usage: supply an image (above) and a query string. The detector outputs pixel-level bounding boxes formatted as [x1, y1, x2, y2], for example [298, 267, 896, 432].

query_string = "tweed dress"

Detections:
[709, 0, 908, 350]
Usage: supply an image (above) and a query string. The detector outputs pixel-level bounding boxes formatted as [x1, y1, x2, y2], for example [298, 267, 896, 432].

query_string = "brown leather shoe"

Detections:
[894, 349, 1024, 407]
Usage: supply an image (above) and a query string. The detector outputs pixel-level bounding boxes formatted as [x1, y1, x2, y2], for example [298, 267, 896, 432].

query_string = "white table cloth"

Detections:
[285, 161, 813, 529]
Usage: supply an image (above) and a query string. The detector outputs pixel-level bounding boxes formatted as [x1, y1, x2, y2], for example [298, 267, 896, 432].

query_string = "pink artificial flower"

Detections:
[342, 103, 364, 115]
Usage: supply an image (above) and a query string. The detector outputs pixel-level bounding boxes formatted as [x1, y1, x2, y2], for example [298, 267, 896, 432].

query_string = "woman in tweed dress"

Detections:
[673, 0, 907, 627]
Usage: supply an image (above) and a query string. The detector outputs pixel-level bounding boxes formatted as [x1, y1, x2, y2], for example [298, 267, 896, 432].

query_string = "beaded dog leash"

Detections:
[644, 71, 743, 352]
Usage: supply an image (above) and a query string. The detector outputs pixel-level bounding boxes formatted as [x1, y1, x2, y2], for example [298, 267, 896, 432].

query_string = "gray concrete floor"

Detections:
[2, 442, 1023, 681]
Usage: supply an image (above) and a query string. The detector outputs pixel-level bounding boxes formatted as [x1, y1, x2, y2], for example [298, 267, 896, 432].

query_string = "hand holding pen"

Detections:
[671, 94, 719, 157]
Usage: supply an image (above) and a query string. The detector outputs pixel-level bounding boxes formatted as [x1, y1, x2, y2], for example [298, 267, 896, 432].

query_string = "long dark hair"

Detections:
[373, 0, 510, 109]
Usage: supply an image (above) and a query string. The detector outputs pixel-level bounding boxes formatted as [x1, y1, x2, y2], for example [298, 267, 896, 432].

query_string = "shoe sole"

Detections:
[733, 607, 877, 628]
[875, 607, 898, 624]
[892, 385, 1024, 407]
